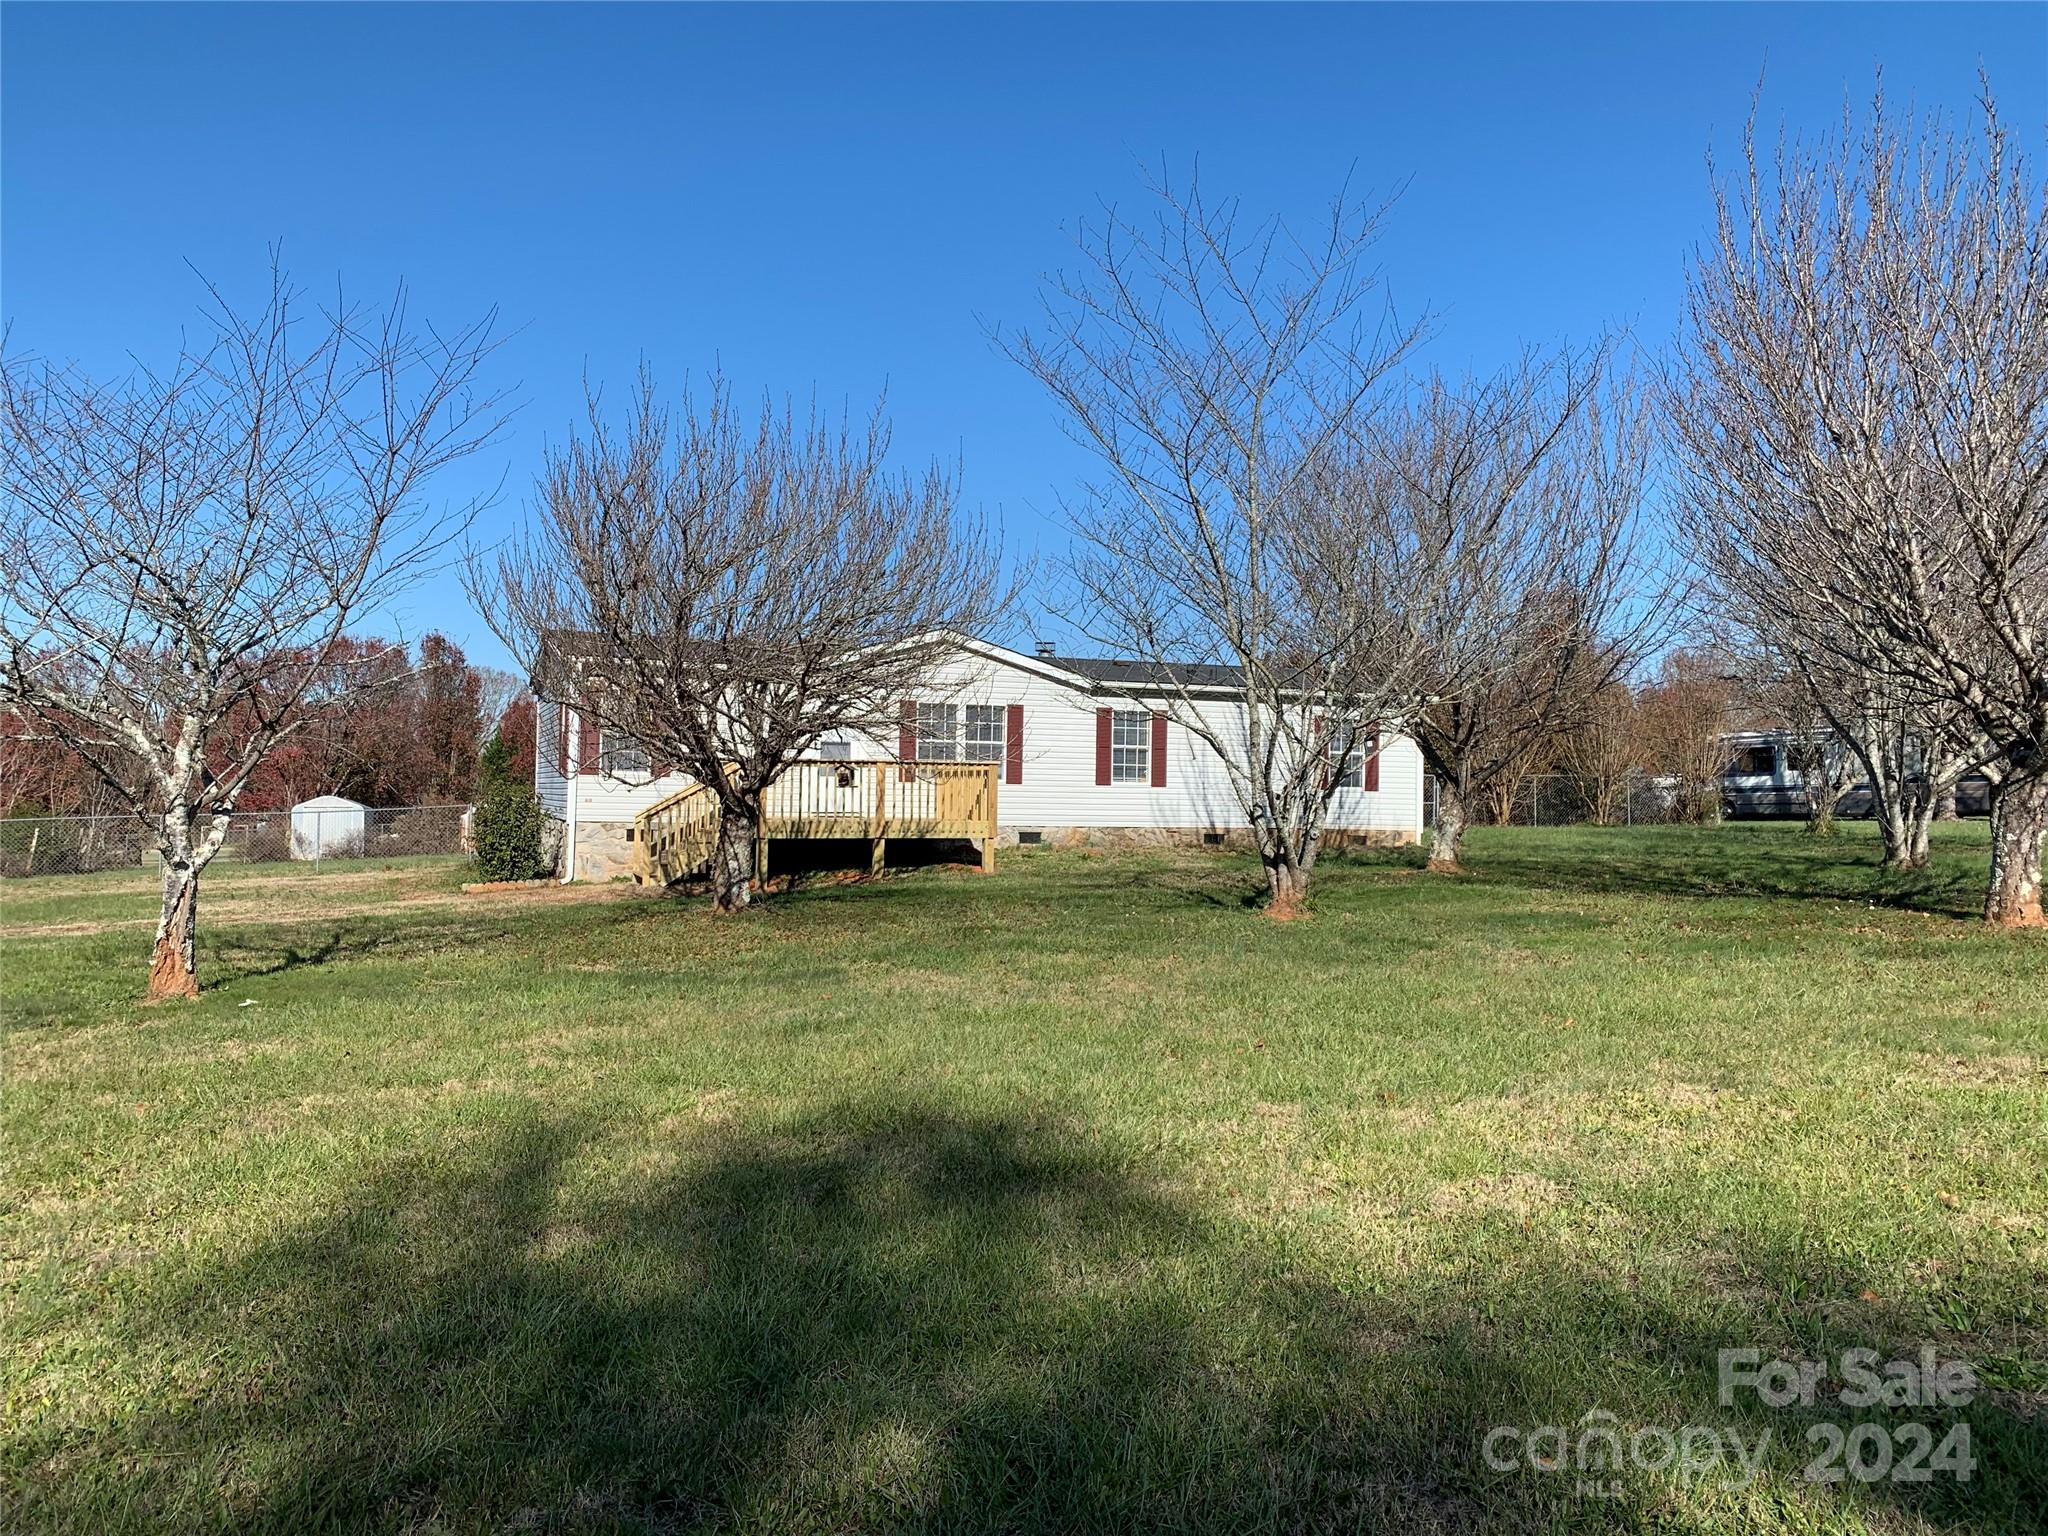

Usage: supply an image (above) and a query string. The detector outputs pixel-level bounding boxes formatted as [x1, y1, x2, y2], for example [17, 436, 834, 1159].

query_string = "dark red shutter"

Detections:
[1363, 728, 1381, 792]
[577, 707, 600, 772]
[1150, 713, 1168, 787]
[1005, 703, 1024, 785]
[899, 700, 918, 782]
[555, 702, 570, 778]
[1094, 708, 1112, 785]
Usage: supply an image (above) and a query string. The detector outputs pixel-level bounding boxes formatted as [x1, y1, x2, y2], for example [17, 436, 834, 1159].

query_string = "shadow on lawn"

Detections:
[201, 916, 532, 987]
[19, 1101, 2038, 1534]
[1439, 825, 1990, 922]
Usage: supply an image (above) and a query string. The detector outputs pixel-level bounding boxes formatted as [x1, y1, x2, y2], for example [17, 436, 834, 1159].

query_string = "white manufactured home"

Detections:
[535, 636, 1425, 882]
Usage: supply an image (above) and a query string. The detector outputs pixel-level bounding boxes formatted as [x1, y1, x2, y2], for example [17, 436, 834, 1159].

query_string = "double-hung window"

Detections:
[915, 703, 959, 761]
[1110, 709, 1150, 783]
[1328, 724, 1364, 789]
[599, 729, 652, 779]
[962, 704, 1006, 763]
[1325, 723, 1377, 790]
[916, 702, 1006, 762]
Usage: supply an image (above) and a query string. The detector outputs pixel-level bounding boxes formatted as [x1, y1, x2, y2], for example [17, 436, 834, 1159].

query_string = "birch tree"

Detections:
[1005, 172, 1426, 914]
[471, 375, 1005, 912]
[0, 268, 503, 995]
[1671, 85, 2048, 923]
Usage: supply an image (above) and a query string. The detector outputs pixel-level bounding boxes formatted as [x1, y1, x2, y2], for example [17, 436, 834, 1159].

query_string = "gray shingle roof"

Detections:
[1039, 655, 1245, 690]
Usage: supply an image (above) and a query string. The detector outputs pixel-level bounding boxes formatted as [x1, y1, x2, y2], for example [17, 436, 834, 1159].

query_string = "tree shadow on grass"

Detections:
[1438, 826, 1990, 923]
[14, 1099, 2039, 1533]
[202, 916, 533, 988]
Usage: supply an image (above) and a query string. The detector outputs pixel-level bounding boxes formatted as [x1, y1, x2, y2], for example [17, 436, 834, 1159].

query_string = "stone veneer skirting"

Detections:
[996, 826, 1417, 851]
[564, 817, 1413, 881]
[571, 819, 640, 882]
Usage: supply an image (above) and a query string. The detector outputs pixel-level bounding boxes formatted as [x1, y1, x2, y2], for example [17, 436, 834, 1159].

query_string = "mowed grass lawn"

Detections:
[3, 824, 2044, 1534]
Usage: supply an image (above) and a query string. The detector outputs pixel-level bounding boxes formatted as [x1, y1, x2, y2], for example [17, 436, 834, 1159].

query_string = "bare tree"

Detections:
[471, 375, 1005, 912]
[1671, 84, 2048, 923]
[474, 665, 524, 741]
[1338, 347, 1660, 869]
[0, 267, 503, 996]
[1800, 648, 1985, 865]
[1708, 564, 1989, 862]
[1557, 681, 1643, 827]
[1753, 664, 1860, 838]
[1004, 171, 1426, 914]
[1636, 650, 1737, 823]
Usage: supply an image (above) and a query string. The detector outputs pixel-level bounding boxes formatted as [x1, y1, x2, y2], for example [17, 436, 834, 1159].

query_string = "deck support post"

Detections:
[870, 837, 886, 875]
[982, 764, 998, 874]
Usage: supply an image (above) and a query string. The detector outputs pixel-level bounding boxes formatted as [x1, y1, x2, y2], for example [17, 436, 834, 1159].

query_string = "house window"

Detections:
[1110, 709, 1150, 782]
[818, 738, 853, 760]
[915, 703, 1006, 762]
[599, 729, 651, 779]
[1328, 725, 1367, 789]
[963, 704, 1006, 763]
[915, 703, 958, 761]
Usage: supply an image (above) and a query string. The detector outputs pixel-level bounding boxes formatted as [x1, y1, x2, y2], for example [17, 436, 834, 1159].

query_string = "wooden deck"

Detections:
[635, 760, 998, 887]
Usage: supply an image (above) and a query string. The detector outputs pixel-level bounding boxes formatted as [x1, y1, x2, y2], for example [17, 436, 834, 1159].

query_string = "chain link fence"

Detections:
[1423, 771, 1993, 830]
[0, 804, 472, 879]
[1426, 772, 1711, 831]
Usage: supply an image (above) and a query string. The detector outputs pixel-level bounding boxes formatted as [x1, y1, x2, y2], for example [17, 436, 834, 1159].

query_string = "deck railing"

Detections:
[634, 760, 998, 886]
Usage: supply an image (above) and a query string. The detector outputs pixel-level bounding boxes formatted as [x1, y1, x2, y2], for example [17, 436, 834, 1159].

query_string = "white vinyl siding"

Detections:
[558, 641, 1425, 837]
[535, 699, 570, 817]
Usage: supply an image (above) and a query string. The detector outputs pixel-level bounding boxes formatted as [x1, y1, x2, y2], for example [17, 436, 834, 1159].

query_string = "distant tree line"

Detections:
[1, 633, 526, 820]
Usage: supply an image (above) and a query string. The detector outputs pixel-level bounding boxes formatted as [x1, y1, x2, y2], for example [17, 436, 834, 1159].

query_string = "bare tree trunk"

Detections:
[1933, 786, 1960, 822]
[1805, 791, 1836, 839]
[1429, 781, 1468, 872]
[1881, 777, 1936, 871]
[711, 802, 759, 914]
[148, 854, 200, 1000]
[1871, 761, 1912, 870]
[1876, 766, 1935, 872]
[1794, 740, 1843, 838]
[1904, 790, 1936, 871]
[1986, 776, 2048, 928]
[1263, 850, 1312, 919]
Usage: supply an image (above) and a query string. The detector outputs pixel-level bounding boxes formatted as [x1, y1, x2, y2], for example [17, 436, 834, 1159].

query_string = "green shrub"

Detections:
[476, 729, 514, 795]
[471, 781, 550, 882]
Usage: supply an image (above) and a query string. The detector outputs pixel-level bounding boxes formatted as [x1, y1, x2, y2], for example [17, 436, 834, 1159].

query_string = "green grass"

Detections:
[3, 823, 2044, 1533]
[0, 854, 474, 936]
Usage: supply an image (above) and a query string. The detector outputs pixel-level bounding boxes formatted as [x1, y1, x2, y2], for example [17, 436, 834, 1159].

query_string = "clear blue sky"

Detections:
[5, 2, 2042, 671]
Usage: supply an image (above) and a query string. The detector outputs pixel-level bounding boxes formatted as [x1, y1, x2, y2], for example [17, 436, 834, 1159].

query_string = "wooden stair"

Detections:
[632, 760, 998, 888]
[636, 782, 721, 886]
